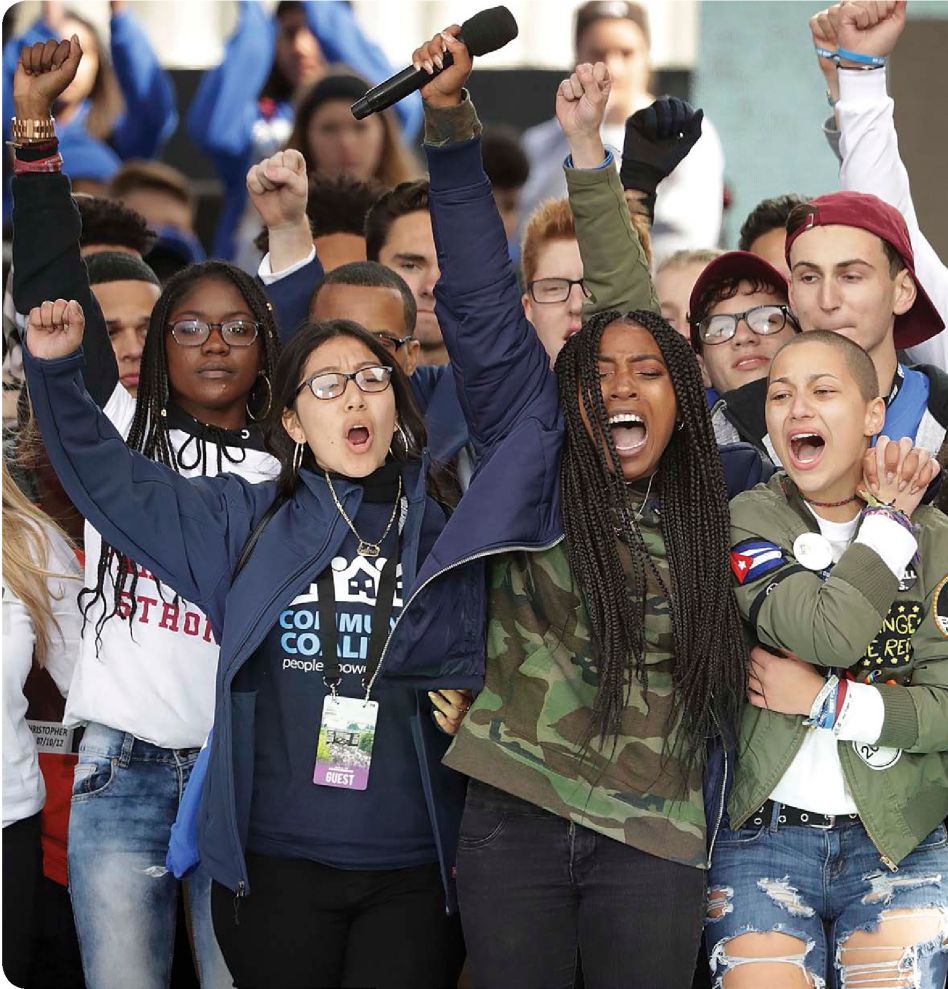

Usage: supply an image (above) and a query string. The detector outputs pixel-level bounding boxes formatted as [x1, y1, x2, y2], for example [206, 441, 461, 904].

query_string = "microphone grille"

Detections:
[460, 6, 519, 58]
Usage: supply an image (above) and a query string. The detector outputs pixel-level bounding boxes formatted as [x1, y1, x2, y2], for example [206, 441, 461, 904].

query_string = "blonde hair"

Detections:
[2, 461, 78, 668]
[520, 198, 576, 285]
[656, 247, 724, 276]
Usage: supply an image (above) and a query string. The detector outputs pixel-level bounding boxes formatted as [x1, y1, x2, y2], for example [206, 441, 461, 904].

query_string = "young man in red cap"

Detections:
[687, 251, 799, 448]
[783, 192, 947, 468]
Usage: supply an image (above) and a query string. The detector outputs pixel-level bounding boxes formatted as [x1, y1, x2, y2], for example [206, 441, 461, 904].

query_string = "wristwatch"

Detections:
[9, 116, 56, 146]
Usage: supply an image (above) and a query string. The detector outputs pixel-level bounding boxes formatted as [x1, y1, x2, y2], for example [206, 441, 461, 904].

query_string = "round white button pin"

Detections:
[793, 532, 834, 572]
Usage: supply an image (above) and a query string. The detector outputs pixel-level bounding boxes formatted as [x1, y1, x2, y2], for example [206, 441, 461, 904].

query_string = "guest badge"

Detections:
[313, 694, 379, 791]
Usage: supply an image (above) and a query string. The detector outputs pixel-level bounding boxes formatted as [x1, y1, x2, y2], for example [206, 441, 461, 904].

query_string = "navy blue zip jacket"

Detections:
[22, 343, 487, 907]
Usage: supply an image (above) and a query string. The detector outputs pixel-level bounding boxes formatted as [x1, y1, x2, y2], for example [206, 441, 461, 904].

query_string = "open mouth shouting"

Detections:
[345, 421, 373, 454]
[609, 412, 648, 458]
[787, 429, 826, 471]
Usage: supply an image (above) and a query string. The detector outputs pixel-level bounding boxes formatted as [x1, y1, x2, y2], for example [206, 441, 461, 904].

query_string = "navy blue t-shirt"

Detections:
[246, 497, 437, 869]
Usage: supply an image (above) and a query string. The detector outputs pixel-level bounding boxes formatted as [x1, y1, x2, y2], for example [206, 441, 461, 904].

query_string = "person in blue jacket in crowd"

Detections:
[189, 0, 423, 266]
[2, 0, 177, 209]
[249, 147, 472, 482]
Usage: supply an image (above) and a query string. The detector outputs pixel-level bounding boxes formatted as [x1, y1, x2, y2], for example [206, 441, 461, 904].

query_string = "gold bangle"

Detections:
[10, 116, 56, 145]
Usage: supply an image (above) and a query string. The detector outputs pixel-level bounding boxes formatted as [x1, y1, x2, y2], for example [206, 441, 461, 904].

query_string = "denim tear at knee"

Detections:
[707, 928, 824, 989]
[836, 907, 948, 989]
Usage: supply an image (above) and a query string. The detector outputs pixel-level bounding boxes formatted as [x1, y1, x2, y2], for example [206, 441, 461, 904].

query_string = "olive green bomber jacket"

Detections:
[564, 157, 659, 320]
[729, 475, 948, 868]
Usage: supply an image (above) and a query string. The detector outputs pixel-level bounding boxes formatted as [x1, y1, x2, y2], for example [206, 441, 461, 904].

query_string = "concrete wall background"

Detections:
[694, 0, 948, 249]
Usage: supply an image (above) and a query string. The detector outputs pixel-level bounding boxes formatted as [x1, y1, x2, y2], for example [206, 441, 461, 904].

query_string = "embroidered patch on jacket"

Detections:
[855, 600, 923, 679]
[730, 540, 785, 585]
[933, 577, 948, 639]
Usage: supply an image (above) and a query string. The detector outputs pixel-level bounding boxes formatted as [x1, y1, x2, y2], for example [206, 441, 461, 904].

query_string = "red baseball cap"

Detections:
[784, 191, 943, 350]
[687, 251, 789, 351]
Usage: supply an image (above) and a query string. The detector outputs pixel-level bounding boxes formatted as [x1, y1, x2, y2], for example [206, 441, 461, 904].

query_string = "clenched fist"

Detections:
[246, 149, 308, 232]
[26, 299, 86, 361]
[14, 35, 83, 120]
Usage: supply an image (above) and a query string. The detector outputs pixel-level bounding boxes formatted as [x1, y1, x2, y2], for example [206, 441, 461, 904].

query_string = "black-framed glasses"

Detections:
[296, 365, 393, 401]
[168, 319, 261, 348]
[527, 277, 590, 305]
[696, 305, 796, 345]
[372, 332, 416, 354]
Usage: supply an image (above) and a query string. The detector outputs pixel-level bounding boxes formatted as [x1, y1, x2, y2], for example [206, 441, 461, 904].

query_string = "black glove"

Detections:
[620, 96, 704, 220]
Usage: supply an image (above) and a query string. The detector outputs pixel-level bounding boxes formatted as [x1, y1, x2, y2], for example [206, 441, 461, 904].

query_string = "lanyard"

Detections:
[315, 533, 400, 702]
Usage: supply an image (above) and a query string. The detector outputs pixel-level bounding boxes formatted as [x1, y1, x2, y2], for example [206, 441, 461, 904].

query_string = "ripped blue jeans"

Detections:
[705, 803, 948, 988]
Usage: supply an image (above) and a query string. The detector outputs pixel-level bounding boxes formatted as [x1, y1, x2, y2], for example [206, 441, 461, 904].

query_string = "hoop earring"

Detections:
[292, 442, 304, 473]
[676, 420, 685, 432]
[396, 420, 410, 451]
[247, 373, 272, 422]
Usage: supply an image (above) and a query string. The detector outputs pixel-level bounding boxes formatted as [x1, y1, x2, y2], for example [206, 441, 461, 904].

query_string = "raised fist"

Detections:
[555, 62, 612, 148]
[13, 35, 83, 120]
[246, 149, 308, 232]
[26, 299, 85, 361]
[621, 96, 703, 194]
[836, 0, 906, 62]
[412, 26, 472, 109]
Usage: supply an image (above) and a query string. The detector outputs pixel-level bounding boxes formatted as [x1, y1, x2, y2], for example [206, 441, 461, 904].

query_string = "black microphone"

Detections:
[351, 7, 519, 120]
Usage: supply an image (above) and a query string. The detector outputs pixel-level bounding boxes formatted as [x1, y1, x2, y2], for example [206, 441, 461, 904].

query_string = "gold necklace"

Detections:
[325, 472, 402, 558]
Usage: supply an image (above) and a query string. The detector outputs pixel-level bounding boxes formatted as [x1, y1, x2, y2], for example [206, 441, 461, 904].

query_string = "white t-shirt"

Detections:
[769, 510, 917, 815]
[62, 384, 279, 750]
[3, 522, 81, 828]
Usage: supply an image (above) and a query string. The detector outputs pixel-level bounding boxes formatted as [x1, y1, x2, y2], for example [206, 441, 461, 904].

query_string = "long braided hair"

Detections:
[555, 309, 746, 766]
[79, 261, 281, 645]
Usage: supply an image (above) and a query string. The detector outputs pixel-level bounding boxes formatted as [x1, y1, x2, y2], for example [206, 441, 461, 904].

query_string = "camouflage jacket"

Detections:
[444, 511, 707, 871]
[728, 474, 948, 868]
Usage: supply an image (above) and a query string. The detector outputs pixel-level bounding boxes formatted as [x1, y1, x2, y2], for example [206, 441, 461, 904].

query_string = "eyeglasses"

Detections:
[371, 332, 415, 354]
[696, 305, 795, 345]
[296, 365, 393, 401]
[168, 320, 261, 348]
[527, 277, 590, 305]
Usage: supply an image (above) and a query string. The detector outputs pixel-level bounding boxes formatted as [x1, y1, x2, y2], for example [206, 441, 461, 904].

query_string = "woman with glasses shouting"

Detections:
[22, 283, 474, 986]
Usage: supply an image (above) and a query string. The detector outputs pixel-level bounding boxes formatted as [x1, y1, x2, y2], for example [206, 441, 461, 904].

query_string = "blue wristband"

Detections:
[835, 47, 887, 66]
[814, 46, 837, 60]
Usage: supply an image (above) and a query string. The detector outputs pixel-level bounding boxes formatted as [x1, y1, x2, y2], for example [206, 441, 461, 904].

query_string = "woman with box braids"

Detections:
[555, 308, 746, 763]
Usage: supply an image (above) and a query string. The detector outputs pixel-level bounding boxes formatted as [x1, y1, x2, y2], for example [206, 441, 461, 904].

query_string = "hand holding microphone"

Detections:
[411, 27, 473, 108]
[351, 6, 518, 119]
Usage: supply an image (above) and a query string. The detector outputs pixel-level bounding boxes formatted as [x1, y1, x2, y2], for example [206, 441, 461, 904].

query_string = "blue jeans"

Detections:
[706, 802, 948, 989]
[68, 723, 232, 989]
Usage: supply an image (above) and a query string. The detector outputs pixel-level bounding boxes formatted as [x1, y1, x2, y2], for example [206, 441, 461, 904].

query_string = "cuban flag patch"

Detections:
[730, 539, 785, 585]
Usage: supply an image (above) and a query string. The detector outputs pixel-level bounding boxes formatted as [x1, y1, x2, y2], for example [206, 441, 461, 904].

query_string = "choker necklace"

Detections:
[802, 493, 861, 508]
[325, 472, 402, 557]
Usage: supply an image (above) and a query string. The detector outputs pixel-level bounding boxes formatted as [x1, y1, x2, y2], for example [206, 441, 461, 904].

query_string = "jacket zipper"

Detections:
[366, 536, 565, 692]
[840, 756, 899, 872]
[221, 556, 327, 897]
[707, 745, 728, 868]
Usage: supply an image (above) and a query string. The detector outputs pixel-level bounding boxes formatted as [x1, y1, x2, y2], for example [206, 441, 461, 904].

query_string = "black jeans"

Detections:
[456, 781, 705, 989]
[211, 854, 464, 989]
[2, 813, 43, 988]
